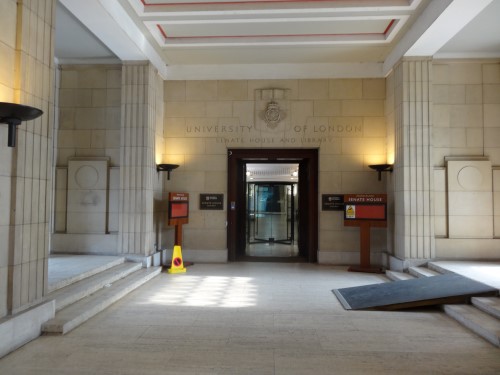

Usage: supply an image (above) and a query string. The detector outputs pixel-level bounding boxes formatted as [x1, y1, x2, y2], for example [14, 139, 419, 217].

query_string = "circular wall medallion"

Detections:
[75, 165, 99, 189]
[457, 166, 483, 190]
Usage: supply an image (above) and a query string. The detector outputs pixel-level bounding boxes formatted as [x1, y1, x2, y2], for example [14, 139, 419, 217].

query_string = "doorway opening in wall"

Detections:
[227, 149, 318, 263]
[246, 165, 299, 258]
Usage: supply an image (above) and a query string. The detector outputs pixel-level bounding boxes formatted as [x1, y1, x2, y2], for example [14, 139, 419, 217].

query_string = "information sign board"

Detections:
[200, 194, 224, 210]
[343, 194, 387, 221]
[322, 194, 344, 211]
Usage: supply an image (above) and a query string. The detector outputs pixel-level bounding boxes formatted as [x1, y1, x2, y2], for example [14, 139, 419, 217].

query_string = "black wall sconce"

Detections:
[156, 163, 179, 180]
[0, 102, 43, 147]
[369, 163, 393, 181]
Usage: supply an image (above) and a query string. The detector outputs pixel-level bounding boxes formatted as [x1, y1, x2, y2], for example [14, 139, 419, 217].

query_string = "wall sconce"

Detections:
[0, 102, 43, 147]
[156, 163, 179, 180]
[369, 164, 393, 181]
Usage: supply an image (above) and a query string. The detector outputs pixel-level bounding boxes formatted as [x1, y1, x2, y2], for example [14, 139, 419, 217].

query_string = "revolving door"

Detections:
[246, 183, 297, 245]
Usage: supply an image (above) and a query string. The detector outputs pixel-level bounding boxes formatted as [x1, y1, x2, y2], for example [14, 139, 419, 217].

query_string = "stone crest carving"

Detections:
[264, 101, 281, 128]
[255, 88, 290, 132]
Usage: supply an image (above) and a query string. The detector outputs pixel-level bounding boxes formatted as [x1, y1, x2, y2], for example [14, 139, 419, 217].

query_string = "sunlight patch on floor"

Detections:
[143, 276, 258, 308]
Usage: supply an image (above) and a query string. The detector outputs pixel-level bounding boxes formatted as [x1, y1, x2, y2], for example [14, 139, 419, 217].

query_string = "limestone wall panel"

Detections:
[329, 79, 361, 99]
[164, 78, 387, 261]
[217, 81, 248, 100]
[298, 80, 329, 99]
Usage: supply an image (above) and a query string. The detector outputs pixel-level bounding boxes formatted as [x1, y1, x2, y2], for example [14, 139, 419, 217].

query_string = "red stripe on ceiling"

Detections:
[143, 0, 356, 6]
[383, 19, 395, 35]
[157, 24, 168, 39]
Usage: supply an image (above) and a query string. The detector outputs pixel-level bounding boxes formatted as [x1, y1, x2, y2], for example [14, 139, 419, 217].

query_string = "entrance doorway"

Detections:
[246, 169, 298, 257]
[227, 149, 318, 262]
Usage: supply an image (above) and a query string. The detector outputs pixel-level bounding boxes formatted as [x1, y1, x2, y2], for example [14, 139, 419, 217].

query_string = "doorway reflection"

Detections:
[245, 164, 299, 257]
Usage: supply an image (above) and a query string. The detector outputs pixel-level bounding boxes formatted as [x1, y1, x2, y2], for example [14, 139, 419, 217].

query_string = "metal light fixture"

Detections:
[369, 164, 393, 181]
[156, 163, 179, 180]
[0, 102, 43, 147]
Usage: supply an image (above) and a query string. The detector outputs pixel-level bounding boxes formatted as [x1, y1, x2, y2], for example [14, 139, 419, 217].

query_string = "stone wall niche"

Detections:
[67, 158, 109, 234]
[447, 158, 493, 239]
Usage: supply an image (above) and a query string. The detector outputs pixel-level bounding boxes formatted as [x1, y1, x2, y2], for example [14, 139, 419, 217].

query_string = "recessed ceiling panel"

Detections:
[127, 0, 416, 55]
[157, 18, 394, 39]
[138, 0, 416, 11]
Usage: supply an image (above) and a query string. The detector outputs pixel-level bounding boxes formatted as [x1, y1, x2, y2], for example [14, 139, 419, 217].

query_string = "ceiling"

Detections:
[55, 0, 500, 80]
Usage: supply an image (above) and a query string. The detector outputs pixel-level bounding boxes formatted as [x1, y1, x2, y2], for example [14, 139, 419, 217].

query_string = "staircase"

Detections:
[42, 257, 161, 335]
[386, 265, 500, 347]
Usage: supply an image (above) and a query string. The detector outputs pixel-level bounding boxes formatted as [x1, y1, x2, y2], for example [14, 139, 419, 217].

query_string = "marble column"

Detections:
[118, 63, 162, 257]
[389, 59, 435, 268]
[3, 0, 55, 315]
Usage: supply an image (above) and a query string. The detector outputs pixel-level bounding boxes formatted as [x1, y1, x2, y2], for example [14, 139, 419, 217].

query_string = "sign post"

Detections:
[343, 194, 387, 273]
[167, 192, 189, 274]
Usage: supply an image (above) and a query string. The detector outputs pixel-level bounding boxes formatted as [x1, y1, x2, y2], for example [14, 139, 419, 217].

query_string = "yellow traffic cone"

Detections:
[168, 245, 186, 274]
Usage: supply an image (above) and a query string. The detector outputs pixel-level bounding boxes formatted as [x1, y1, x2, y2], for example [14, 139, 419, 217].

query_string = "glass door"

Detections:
[247, 183, 295, 245]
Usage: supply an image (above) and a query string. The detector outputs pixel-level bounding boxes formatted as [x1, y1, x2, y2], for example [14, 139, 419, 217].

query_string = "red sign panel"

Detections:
[171, 202, 188, 218]
[344, 194, 387, 221]
[168, 192, 189, 224]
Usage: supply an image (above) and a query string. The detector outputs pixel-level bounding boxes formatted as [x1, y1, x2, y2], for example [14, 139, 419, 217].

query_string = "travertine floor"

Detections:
[1, 262, 499, 374]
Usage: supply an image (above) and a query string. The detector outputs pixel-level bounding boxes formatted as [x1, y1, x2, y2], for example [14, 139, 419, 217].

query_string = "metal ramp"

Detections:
[333, 273, 498, 311]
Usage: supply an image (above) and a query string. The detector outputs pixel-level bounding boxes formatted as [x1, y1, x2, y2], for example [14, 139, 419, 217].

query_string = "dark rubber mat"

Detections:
[333, 273, 498, 311]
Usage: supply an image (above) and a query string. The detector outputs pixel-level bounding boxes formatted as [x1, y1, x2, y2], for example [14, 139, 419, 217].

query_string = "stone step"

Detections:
[427, 262, 453, 275]
[385, 270, 415, 282]
[472, 297, 500, 320]
[42, 267, 161, 335]
[443, 304, 500, 347]
[45, 262, 143, 312]
[408, 266, 440, 278]
[49, 256, 126, 292]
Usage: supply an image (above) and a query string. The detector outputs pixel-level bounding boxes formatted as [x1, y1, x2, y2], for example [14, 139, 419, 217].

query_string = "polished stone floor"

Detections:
[1, 262, 499, 374]
[246, 242, 299, 257]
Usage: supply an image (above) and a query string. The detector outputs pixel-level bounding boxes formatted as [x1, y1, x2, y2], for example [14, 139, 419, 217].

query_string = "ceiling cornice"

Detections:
[164, 62, 384, 80]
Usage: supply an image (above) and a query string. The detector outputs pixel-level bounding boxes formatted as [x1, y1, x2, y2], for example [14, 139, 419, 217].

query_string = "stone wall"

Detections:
[163, 79, 388, 263]
[57, 65, 122, 167]
[53, 65, 121, 239]
[432, 61, 500, 259]
[53, 63, 167, 258]
[432, 62, 500, 166]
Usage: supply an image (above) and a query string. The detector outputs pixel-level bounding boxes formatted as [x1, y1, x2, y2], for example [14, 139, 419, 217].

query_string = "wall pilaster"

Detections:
[118, 63, 160, 256]
[391, 59, 435, 264]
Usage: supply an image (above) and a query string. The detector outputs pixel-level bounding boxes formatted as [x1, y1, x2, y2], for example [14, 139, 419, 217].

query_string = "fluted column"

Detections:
[5, 0, 55, 314]
[392, 59, 435, 262]
[118, 63, 160, 256]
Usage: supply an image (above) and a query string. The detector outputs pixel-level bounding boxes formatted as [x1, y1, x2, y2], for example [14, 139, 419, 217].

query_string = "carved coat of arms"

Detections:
[254, 88, 290, 132]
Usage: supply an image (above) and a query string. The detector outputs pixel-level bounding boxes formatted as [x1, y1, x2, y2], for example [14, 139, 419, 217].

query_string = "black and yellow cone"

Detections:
[168, 245, 186, 274]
